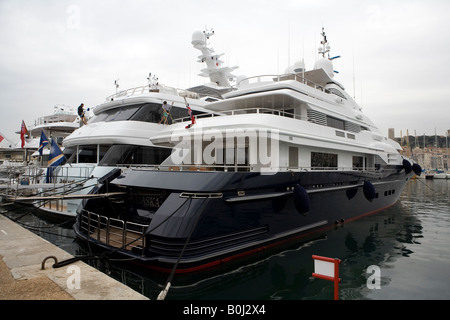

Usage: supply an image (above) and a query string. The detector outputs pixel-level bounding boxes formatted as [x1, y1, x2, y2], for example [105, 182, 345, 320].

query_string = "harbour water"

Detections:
[1, 178, 449, 300]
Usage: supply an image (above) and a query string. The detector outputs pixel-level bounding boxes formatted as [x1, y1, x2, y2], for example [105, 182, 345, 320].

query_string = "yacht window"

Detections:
[99, 145, 172, 166]
[327, 116, 345, 130]
[345, 122, 361, 133]
[170, 106, 204, 122]
[109, 106, 140, 121]
[214, 146, 249, 170]
[129, 104, 162, 123]
[78, 145, 98, 163]
[91, 103, 207, 125]
[98, 145, 111, 162]
[335, 131, 345, 137]
[353, 156, 364, 170]
[89, 112, 109, 123]
[328, 88, 347, 100]
[311, 152, 338, 169]
[90, 104, 142, 123]
[284, 109, 295, 118]
[63, 147, 77, 163]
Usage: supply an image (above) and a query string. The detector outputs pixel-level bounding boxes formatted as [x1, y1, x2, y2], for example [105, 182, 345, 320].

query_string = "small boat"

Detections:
[433, 171, 449, 179]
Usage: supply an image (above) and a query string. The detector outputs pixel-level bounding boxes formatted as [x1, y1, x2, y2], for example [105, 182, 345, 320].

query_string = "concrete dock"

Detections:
[0, 214, 149, 300]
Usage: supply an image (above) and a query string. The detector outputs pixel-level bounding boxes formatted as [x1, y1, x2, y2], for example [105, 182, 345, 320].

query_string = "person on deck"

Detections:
[78, 103, 87, 126]
[158, 101, 173, 125]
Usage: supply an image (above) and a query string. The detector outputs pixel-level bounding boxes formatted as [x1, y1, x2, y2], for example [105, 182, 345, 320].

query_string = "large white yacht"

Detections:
[75, 29, 421, 273]
[0, 105, 79, 184]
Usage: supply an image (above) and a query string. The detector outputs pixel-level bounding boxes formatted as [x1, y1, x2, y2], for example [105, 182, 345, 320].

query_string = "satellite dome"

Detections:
[314, 58, 334, 78]
[285, 60, 305, 74]
[236, 75, 249, 86]
[191, 31, 206, 46]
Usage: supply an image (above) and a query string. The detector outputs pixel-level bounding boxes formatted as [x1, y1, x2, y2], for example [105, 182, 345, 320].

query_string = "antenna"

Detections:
[147, 72, 159, 87]
[288, 21, 291, 67]
[203, 27, 215, 45]
[114, 79, 119, 93]
[352, 49, 356, 99]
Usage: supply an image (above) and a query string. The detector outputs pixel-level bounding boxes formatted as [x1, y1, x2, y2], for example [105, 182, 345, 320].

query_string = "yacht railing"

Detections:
[80, 210, 149, 254]
[237, 73, 331, 94]
[34, 114, 78, 126]
[21, 165, 95, 184]
[175, 107, 308, 123]
[128, 164, 384, 174]
[105, 84, 200, 102]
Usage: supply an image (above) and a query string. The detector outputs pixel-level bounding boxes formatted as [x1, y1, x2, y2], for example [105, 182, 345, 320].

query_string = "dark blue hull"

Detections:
[74, 166, 414, 273]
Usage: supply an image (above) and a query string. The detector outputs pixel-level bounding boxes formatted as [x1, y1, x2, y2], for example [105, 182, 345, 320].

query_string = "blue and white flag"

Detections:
[38, 131, 49, 156]
[48, 139, 65, 167]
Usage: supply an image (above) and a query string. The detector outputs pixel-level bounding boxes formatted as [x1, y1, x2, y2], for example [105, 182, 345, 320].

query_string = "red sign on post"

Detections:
[312, 255, 341, 300]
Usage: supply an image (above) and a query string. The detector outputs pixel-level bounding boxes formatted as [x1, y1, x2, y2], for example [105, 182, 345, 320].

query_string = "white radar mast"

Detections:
[314, 28, 340, 78]
[191, 28, 238, 87]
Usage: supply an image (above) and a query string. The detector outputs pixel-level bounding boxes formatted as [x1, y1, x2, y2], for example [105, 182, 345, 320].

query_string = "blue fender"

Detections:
[346, 188, 358, 200]
[402, 159, 412, 174]
[293, 185, 310, 214]
[363, 181, 376, 202]
[412, 163, 422, 176]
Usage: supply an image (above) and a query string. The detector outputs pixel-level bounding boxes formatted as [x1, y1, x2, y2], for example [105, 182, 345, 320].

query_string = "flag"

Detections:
[38, 131, 49, 156]
[48, 139, 65, 167]
[20, 120, 29, 148]
[0, 134, 4, 143]
[184, 97, 196, 129]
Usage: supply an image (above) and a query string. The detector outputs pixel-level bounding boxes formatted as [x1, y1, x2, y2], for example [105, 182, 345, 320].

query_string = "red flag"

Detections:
[20, 120, 29, 148]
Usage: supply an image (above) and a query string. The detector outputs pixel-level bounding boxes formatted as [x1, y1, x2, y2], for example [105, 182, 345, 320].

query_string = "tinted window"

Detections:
[90, 103, 206, 124]
[63, 146, 76, 163]
[90, 104, 141, 123]
[108, 106, 140, 121]
[326, 116, 345, 130]
[99, 145, 172, 166]
[129, 104, 161, 123]
[311, 152, 338, 169]
[78, 145, 98, 163]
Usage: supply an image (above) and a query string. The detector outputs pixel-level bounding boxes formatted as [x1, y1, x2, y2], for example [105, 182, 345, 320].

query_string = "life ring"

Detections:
[293, 185, 310, 214]
[363, 181, 376, 201]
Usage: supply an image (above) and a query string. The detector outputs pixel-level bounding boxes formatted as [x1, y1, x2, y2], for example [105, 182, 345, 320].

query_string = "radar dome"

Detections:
[314, 58, 334, 78]
[285, 60, 305, 74]
[236, 75, 249, 86]
[191, 31, 206, 46]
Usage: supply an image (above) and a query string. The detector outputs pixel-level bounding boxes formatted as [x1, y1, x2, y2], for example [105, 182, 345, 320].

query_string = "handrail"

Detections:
[104, 84, 200, 102]
[127, 164, 386, 174]
[34, 114, 78, 126]
[174, 107, 308, 123]
[80, 211, 149, 255]
[236, 73, 330, 93]
[20, 165, 96, 184]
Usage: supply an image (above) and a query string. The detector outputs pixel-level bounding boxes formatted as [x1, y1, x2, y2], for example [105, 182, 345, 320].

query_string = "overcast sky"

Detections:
[1, 0, 449, 145]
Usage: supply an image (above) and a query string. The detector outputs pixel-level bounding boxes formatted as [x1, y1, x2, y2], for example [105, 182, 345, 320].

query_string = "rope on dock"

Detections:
[157, 197, 209, 300]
